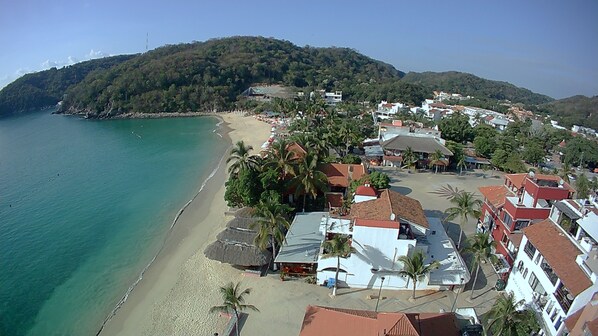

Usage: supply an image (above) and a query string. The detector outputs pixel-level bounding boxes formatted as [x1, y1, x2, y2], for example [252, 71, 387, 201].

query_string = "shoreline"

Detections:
[53, 110, 252, 120]
[99, 112, 272, 335]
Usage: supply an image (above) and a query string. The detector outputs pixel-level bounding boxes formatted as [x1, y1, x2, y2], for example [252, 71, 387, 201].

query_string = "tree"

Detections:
[523, 141, 545, 166]
[290, 152, 329, 212]
[428, 149, 444, 174]
[462, 233, 497, 300]
[227, 140, 259, 176]
[401, 147, 417, 171]
[265, 139, 297, 181]
[486, 293, 539, 336]
[446, 140, 464, 170]
[209, 282, 259, 336]
[321, 234, 355, 296]
[491, 149, 509, 170]
[438, 112, 474, 143]
[504, 153, 527, 173]
[576, 173, 591, 199]
[397, 250, 440, 301]
[250, 197, 292, 268]
[341, 154, 361, 164]
[368, 171, 390, 189]
[224, 167, 262, 207]
[444, 191, 482, 248]
[457, 156, 467, 175]
[473, 136, 496, 158]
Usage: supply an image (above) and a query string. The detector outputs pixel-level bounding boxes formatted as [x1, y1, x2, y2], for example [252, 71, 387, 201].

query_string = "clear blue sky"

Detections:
[1, 0, 597, 99]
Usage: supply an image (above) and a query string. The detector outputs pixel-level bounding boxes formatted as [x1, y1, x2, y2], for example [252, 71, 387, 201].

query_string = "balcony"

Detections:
[540, 259, 558, 285]
[554, 283, 573, 313]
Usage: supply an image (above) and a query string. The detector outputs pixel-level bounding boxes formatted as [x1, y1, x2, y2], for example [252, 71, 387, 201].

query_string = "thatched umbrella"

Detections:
[226, 216, 259, 230]
[217, 227, 270, 248]
[204, 240, 272, 267]
[235, 207, 256, 218]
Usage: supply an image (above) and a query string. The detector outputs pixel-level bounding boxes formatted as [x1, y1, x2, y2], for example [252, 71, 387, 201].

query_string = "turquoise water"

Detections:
[0, 111, 227, 336]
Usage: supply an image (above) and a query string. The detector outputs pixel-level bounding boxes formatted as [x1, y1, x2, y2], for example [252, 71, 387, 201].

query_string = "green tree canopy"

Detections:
[439, 112, 474, 143]
[368, 171, 391, 189]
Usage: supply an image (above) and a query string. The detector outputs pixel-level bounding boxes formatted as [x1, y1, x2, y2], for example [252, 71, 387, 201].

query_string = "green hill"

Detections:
[539, 95, 598, 130]
[401, 71, 554, 105]
[0, 55, 135, 116]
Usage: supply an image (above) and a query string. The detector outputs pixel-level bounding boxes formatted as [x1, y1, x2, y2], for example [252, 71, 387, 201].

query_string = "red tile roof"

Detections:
[299, 306, 459, 336]
[351, 189, 429, 228]
[326, 192, 344, 208]
[356, 185, 377, 197]
[564, 307, 584, 331]
[287, 142, 307, 160]
[506, 173, 573, 191]
[523, 219, 592, 296]
[478, 185, 514, 208]
[320, 163, 367, 188]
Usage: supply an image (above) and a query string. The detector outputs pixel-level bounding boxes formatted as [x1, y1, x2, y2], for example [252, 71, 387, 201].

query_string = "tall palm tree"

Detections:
[444, 191, 482, 249]
[428, 149, 444, 174]
[321, 234, 356, 296]
[457, 156, 467, 175]
[290, 152, 329, 212]
[398, 250, 440, 301]
[486, 293, 539, 336]
[227, 140, 259, 176]
[209, 282, 259, 336]
[265, 139, 297, 181]
[401, 147, 417, 171]
[250, 198, 292, 266]
[462, 233, 497, 300]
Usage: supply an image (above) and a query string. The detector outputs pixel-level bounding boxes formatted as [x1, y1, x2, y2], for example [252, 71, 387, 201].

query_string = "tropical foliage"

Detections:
[368, 171, 390, 189]
[290, 152, 329, 212]
[397, 250, 440, 300]
[209, 282, 259, 336]
[321, 234, 355, 296]
[250, 197, 292, 264]
[462, 233, 497, 300]
[485, 292, 540, 336]
[444, 191, 482, 248]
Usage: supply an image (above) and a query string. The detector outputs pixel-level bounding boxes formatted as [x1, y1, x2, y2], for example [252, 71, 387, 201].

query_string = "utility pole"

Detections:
[375, 276, 386, 312]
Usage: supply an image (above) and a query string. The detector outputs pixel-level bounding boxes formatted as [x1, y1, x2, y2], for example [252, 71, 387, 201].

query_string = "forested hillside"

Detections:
[539, 95, 598, 130]
[401, 71, 554, 105]
[0, 55, 135, 116]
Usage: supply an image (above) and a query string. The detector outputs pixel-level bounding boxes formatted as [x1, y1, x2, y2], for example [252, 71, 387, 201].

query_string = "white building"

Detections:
[316, 189, 469, 291]
[505, 198, 598, 336]
[373, 100, 407, 120]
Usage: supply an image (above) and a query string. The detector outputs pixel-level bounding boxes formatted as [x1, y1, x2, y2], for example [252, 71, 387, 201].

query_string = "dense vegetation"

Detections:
[402, 71, 554, 105]
[537, 95, 598, 130]
[0, 55, 134, 116]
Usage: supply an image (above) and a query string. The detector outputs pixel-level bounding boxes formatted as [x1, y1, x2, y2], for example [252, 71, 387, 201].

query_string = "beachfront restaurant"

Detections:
[274, 212, 328, 276]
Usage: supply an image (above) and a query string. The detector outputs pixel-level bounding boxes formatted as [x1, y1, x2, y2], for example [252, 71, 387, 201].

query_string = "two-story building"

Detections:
[479, 173, 575, 270]
[505, 198, 598, 336]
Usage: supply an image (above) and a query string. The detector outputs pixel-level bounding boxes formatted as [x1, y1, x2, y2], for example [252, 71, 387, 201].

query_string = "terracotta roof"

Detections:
[299, 305, 459, 336]
[506, 173, 572, 191]
[287, 142, 307, 160]
[508, 232, 524, 248]
[326, 192, 344, 208]
[384, 155, 403, 162]
[587, 318, 598, 335]
[478, 185, 514, 208]
[355, 185, 377, 197]
[523, 220, 592, 296]
[565, 307, 585, 331]
[351, 189, 429, 228]
[320, 163, 367, 188]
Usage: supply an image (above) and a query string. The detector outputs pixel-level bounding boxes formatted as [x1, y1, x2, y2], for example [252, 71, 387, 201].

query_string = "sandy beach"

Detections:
[100, 112, 272, 335]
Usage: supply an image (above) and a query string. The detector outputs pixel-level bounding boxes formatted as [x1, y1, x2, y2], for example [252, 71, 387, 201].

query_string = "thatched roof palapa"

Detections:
[204, 240, 272, 267]
[217, 227, 270, 248]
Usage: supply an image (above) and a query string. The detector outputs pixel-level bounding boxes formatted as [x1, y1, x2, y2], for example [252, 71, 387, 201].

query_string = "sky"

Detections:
[0, 0, 597, 99]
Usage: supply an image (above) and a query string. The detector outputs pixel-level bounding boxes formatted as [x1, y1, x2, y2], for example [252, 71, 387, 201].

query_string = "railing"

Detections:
[540, 260, 559, 285]
[554, 285, 573, 313]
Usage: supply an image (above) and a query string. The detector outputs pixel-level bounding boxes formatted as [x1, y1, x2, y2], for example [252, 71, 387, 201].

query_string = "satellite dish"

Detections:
[559, 179, 564, 186]
[528, 171, 535, 179]
[390, 213, 396, 221]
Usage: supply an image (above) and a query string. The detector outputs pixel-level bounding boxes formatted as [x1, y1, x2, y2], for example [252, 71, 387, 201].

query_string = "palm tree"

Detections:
[462, 233, 497, 300]
[401, 147, 417, 172]
[321, 234, 356, 296]
[227, 140, 259, 176]
[250, 198, 292, 266]
[457, 156, 467, 175]
[209, 282, 259, 336]
[398, 250, 440, 301]
[444, 191, 482, 249]
[428, 149, 444, 174]
[486, 293, 539, 336]
[290, 152, 329, 212]
[560, 161, 572, 183]
[265, 139, 297, 180]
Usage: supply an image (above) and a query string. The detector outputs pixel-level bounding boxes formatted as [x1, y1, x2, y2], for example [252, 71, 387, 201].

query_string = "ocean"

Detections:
[0, 111, 227, 336]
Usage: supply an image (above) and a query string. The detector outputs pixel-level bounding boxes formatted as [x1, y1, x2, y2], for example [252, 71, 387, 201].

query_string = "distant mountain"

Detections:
[539, 95, 598, 130]
[401, 71, 554, 105]
[0, 55, 135, 117]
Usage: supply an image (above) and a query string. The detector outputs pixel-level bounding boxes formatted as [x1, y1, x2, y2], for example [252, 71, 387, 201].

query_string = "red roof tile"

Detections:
[351, 189, 429, 228]
[299, 306, 459, 336]
[356, 185, 377, 197]
[320, 163, 367, 188]
[523, 220, 591, 296]
[326, 192, 344, 208]
[478, 185, 514, 208]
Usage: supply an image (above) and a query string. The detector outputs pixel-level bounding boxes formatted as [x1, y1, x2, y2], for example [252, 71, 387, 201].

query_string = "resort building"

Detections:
[478, 172, 575, 271]
[373, 100, 407, 120]
[381, 134, 453, 169]
[298, 305, 461, 336]
[316, 189, 469, 291]
[241, 84, 294, 102]
[504, 201, 598, 336]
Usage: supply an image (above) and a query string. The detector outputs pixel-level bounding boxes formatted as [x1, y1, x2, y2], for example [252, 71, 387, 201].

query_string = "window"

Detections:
[528, 272, 546, 295]
[534, 252, 542, 265]
[514, 220, 530, 231]
[502, 212, 513, 227]
[501, 233, 509, 244]
[524, 240, 537, 259]
[523, 268, 529, 279]
[545, 300, 555, 315]
[517, 260, 524, 272]
[551, 308, 560, 322]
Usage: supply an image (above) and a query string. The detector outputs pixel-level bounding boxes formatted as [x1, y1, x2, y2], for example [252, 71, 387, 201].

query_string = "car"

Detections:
[461, 324, 484, 336]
